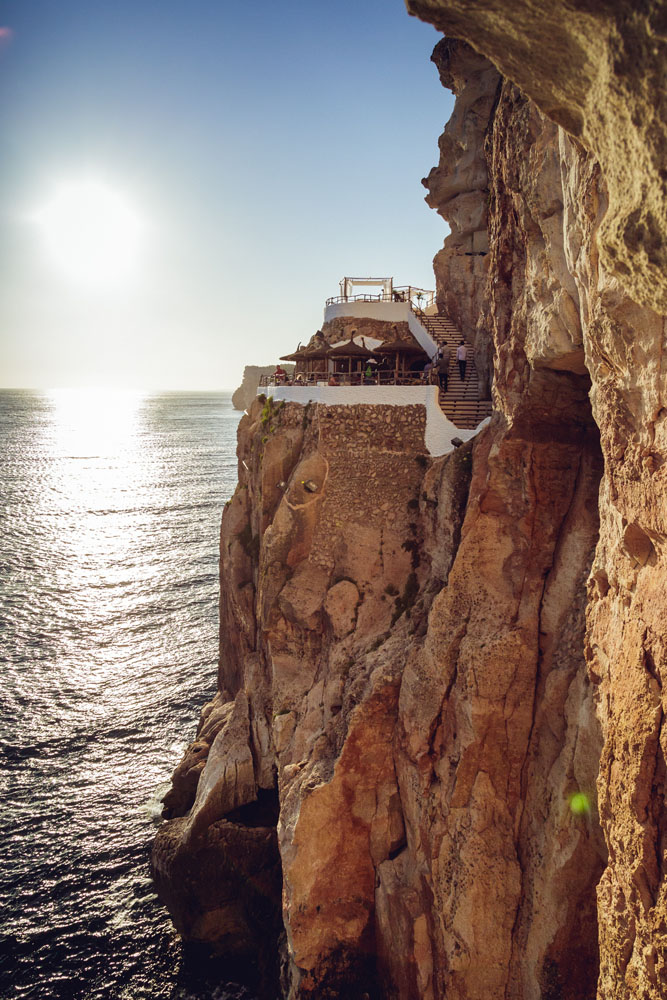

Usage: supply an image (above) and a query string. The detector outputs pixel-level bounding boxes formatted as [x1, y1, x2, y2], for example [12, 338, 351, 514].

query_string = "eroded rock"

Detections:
[154, 4, 667, 997]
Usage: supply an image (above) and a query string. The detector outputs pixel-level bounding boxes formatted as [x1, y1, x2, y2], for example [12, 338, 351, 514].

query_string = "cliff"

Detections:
[423, 38, 499, 395]
[404, 4, 667, 995]
[153, 3, 667, 998]
[232, 366, 294, 412]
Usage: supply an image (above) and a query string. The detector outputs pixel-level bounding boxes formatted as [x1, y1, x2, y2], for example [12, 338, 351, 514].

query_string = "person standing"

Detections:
[437, 346, 451, 391]
[456, 340, 468, 381]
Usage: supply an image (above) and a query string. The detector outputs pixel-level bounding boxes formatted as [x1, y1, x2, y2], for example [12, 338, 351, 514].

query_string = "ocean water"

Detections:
[0, 389, 256, 1000]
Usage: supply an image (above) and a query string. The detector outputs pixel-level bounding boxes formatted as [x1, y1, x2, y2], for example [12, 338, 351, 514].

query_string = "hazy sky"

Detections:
[0, 1, 453, 391]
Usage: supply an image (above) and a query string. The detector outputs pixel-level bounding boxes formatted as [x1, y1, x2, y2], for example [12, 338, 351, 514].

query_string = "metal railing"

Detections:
[325, 286, 435, 310]
[259, 370, 436, 390]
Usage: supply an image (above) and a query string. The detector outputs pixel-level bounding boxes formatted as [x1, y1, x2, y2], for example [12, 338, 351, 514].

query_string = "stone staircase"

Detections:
[420, 313, 492, 430]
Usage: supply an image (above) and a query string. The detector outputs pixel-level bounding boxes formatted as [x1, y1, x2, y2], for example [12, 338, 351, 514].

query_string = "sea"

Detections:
[0, 389, 258, 1000]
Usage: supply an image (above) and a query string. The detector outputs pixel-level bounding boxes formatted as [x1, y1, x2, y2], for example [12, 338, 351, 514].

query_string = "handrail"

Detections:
[259, 370, 437, 390]
[325, 285, 435, 309]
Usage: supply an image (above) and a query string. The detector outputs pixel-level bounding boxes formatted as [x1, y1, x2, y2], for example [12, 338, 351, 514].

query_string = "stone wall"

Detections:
[321, 301, 439, 357]
[320, 316, 410, 346]
[268, 384, 482, 457]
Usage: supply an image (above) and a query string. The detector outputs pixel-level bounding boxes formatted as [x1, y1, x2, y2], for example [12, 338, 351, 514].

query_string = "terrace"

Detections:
[257, 277, 492, 451]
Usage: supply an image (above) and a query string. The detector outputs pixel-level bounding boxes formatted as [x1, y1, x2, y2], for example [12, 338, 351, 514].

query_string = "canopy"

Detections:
[374, 339, 426, 356]
[375, 338, 426, 379]
[326, 340, 379, 359]
[300, 346, 329, 360]
[279, 347, 309, 362]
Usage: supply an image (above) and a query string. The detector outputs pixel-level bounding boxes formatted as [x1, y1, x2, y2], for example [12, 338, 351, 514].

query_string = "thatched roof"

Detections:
[300, 346, 330, 360]
[375, 338, 426, 356]
[326, 339, 379, 358]
[279, 347, 309, 362]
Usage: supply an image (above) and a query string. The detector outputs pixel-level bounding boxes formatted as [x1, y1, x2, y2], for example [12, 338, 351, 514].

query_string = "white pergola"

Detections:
[339, 276, 393, 300]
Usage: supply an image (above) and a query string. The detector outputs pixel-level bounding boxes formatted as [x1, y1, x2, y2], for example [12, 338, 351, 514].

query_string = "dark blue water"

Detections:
[0, 389, 255, 1000]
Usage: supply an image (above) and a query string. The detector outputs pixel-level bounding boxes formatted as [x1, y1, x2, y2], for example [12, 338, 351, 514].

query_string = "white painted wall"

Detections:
[264, 383, 486, 457]
[323, 301, 438, 359]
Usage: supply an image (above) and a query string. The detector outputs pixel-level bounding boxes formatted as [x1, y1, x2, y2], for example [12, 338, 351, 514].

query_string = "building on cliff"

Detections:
[260, 276, 493, 443]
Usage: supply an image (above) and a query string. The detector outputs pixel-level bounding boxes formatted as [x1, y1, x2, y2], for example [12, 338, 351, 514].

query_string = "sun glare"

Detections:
[35, 178, 145, 288]
[49, 387, 144, 457]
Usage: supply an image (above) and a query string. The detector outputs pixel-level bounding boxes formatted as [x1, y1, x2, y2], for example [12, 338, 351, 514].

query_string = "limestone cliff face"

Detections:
[154, 395, 475, 997]
[406, 3, 667, 997]
[153, 4, 667, 998]
[407, 0, 667, 316]
[423, 39, 499, 394]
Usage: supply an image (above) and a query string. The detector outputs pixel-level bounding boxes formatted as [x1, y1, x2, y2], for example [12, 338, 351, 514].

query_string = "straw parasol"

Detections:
[279, 346, 309, 362]
[326, 337, 380, 379]
[374, 338, 427, 379]
[300, 346, 329, 360]
[297, 344, 330, 379]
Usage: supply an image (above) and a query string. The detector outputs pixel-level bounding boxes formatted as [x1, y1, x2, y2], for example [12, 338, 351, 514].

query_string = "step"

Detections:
[422, 311, 494, 429]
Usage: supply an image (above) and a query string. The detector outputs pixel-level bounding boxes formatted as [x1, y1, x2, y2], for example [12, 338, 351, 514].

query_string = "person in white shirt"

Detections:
[456, 340, 468, 380]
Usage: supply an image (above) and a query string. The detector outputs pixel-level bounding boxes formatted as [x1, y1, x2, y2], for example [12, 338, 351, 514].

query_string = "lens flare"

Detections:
[569, 791, 591, 816]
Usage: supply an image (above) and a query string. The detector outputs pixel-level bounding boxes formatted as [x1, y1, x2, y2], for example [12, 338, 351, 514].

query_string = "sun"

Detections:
[35, 178, 145, 287]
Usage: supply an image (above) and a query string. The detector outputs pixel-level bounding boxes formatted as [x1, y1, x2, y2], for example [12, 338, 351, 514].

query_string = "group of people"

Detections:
[273, 366, 307, 385]
[275, 338, 469, 391]
[423, 340, 467, 392]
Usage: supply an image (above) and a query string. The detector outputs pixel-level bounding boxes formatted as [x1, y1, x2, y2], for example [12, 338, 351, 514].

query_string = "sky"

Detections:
[0, 0, 454, 391]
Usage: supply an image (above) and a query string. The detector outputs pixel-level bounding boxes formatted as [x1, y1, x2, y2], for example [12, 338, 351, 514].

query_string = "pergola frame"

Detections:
[339, 276, 393, 300]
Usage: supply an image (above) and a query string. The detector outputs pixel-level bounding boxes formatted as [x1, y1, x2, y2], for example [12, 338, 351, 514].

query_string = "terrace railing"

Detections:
[259, 370, 435, 390]
[325, 286, 435, 311]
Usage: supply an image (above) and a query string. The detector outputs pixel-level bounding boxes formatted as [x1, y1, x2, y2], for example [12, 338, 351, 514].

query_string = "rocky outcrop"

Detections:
[232, 366, 293, 411]
[153, 3, 667, 997]
[320, 317, 412, 346]
[406, 3, 667, 996]
[407, 0, 667, 316]
[151, 688, 283, 992]
[423, 39, 499, 393]
[154, 396, 462, 996]
[156, 377, 605, 998]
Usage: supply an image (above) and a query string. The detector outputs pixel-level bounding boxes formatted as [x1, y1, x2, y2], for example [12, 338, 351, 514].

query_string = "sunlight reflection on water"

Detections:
[49, 387, 144, 458]
[0, 389, 253, 999]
